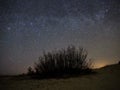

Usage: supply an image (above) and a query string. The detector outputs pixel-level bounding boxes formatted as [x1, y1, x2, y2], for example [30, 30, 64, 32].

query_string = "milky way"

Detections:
[0, 0, 120, 74]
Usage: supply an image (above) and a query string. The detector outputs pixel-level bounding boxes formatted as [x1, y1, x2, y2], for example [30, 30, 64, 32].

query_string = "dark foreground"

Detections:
[0, 64, 120, 90]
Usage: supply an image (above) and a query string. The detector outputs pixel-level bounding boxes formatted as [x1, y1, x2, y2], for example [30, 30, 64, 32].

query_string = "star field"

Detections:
[0, 0, 120, 74]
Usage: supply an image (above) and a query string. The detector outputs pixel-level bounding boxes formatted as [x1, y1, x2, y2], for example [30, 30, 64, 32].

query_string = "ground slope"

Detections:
[0, 64, 120, 90]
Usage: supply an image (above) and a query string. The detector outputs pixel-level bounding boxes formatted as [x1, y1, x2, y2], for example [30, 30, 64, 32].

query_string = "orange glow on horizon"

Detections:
[93, 60, 109, 69]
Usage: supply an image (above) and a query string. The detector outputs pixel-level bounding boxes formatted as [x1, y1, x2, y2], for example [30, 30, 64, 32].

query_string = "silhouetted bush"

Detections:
[31, 45, 93, 78]
[118, 61, 120, 65]
[27, 66, 34, 75]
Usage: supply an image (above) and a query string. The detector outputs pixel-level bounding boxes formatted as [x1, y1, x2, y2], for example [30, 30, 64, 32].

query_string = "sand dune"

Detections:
[0, 64, 120, 90]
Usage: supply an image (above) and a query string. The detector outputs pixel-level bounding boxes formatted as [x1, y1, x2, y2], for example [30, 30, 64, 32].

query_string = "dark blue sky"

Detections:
[0, 0, 120, 75]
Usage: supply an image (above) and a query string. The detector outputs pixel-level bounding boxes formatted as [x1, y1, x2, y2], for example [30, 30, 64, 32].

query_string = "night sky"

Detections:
[0, 0, 120, 75]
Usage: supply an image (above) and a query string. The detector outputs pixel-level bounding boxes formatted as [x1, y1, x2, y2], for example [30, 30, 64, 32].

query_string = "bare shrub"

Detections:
[32, 45, 92, 78]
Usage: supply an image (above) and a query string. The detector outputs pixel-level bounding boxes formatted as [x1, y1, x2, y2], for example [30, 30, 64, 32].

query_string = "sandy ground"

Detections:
[0, 64, 120, 90]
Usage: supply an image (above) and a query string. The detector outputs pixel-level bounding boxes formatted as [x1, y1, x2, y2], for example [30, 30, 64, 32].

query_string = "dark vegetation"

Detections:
[27, 45, 93, 79]
[118, 61, 120, 65]
[27, 67, 34, 75]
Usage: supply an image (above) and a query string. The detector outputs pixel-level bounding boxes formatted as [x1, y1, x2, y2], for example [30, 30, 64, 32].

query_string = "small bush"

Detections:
[27, 66, 34, 75]
[118, 61, 120, 64]
[31, 45, 92, 78]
